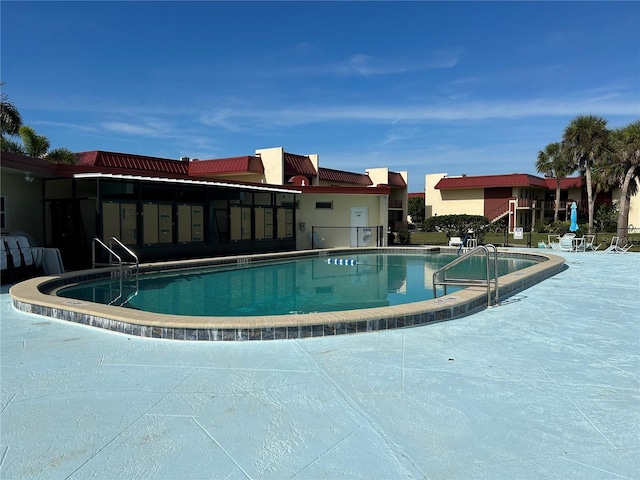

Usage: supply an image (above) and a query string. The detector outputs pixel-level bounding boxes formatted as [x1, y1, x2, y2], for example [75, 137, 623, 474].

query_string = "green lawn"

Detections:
[405, 231, 640, 252]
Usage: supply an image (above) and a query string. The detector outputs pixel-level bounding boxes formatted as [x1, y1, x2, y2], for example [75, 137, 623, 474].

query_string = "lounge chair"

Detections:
[3, 236, 23, 276]
[603, 237, 632, 254]
[544, 234, 561, 250]
[583, 234, 601, 251]
[1, 239, 13, 283]
[41, 247, 65, 274]
[448, 236, 463, 247]
[559, 233, 576, 252]
[14, 235, 38, 276]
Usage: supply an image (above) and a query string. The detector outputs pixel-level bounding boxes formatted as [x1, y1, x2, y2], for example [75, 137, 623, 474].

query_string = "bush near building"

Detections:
[423, 214, 490, 244]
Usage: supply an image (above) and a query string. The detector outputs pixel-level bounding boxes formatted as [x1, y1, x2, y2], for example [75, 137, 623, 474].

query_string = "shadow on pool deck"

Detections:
[1, 250, 638, 479]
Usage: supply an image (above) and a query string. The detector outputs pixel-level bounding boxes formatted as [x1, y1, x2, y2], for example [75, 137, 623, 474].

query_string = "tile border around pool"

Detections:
[9, 247, 566, 341]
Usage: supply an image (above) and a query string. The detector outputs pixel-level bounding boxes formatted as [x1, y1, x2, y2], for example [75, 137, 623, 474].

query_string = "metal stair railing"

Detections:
[92, 237, 139, 306]
[432, 244, 499, 307]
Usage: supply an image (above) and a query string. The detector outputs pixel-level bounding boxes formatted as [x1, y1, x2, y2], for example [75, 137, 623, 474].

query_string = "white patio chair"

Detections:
[559, 233, 576, 252]
[3, 236, 23, 270]
[603, 236, 631, 253]
[448, 237, 462, 247]
[583, 234, 601, 251]
[1, 239, 9, 278]
[14, 236, 36, 269]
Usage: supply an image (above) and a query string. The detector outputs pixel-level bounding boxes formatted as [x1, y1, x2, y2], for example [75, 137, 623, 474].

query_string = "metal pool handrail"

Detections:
[432, 244, 499, 307]
[92, 237, 123, 270]
[91, 237, 139, 306]
[109, 236, 139, 269]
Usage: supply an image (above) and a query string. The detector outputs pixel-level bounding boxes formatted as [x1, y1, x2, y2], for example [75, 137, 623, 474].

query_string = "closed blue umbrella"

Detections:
[569, 201, 579, 232]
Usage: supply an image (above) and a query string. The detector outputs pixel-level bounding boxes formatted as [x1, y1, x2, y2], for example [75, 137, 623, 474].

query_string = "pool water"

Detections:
[57, 253, 536, 316]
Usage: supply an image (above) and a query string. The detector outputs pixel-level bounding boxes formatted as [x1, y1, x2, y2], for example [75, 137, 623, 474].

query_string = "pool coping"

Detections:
[9, 246, 566, 341]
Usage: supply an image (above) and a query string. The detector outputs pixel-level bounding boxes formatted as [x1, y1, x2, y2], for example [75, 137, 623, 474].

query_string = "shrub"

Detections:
[534, 219, 552, 233]
[397, 229, 411, 245]
[595, 203, 618, 232]
[423, 214, 490, 243]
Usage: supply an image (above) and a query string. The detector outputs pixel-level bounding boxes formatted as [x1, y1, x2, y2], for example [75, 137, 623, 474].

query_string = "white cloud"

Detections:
[275, 49, 463, 77]
[200, 92, 638, 130]
[100, 121, 169, 137]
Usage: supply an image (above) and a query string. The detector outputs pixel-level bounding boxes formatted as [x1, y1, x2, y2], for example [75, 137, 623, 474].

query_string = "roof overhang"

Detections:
[435, 174, 551, 190]
[286, 185, 391, 195]
[73, 173, 301, 194]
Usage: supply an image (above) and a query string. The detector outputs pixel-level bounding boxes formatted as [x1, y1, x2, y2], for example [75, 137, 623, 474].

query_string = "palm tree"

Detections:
[562, 115, 610, 235]
[1, 85, 24, 153]
[45, 147, 78, 165]
[18, 125, 50, 158]
[1, 86, 78, 164]
[536, 142, 574, 223]
[609, 121, 640, 245]
[0, 135, 26, 154]
[0, 86, 22, 136]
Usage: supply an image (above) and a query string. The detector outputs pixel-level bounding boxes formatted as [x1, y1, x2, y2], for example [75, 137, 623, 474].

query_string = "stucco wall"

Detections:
[612, 185, 640, 231]
[425, 172, 484, 218]
[255, 147, 284, 185]
[365, 167, 389, 186]
[0, 171, 45, 244]
[296, 193, 386, 249]
[424, 173, 446, 218]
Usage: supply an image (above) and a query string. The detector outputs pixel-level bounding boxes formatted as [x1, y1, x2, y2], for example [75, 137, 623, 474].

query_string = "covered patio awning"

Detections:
[73, 172, 302, 195]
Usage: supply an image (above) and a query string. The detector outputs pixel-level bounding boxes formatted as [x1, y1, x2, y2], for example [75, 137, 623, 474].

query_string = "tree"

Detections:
[562, 115, 610, 235]
[0, 135, 26, 154]
[1, 86, 78, 164]
[609, 120, 640, 245]
[535, 142, 573, 223]
[0, 86, 22, 136]
[408, 196, 425, 224]
[45, 147, 78, 165]
[18, 125, 50, 158]
[1, 85, 24, 153]
[423, 214, 490, 243]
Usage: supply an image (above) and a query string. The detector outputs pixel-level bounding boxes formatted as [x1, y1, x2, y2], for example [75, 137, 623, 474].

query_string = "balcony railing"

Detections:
[388, 199, 403, 209]
[484, 198, 582, 225]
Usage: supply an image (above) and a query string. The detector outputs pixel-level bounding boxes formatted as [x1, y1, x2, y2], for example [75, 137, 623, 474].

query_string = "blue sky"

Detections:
[2, 1, 638, 192]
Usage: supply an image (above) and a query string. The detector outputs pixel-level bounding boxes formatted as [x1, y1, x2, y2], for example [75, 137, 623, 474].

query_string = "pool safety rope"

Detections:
[327, 258, 357, 266]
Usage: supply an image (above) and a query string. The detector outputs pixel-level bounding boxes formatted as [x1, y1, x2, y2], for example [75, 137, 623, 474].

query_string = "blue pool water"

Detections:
[57, 253, 536, 316]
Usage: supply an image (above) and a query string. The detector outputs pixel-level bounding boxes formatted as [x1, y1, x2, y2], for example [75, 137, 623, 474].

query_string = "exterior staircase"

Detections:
[490, 209, 510, 224]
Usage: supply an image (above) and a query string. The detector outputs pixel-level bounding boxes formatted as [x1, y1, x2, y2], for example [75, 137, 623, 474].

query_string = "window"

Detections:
[315, 201, 333, 209]
[0, 195, 6, 231]
[102, 202, 137, 244]
[178, 204, 204, 243]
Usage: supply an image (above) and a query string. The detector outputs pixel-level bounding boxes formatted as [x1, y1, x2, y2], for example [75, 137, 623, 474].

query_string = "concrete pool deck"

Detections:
[1, 249, 638, 479]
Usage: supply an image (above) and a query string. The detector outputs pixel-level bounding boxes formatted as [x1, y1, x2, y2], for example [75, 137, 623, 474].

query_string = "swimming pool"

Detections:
[55, 252, 537, 316]
[10, 247, 566, 341]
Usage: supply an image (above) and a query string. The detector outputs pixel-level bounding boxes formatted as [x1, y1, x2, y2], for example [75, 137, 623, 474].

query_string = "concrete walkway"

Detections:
[1, 250, 639, 479]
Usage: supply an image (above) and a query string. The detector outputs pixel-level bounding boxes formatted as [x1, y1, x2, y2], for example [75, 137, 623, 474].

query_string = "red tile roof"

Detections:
[435, 173, 550, 190]
[319, 167, 372, 186]
[408, 192, 425, 199]
[387, 172, 407, 188]
[76, 151, 189, 176]
[544, 177, 582, 189]
[283, 185, 391, 195]
[284, 153, 317, 176]
[188, 156, 264, 177]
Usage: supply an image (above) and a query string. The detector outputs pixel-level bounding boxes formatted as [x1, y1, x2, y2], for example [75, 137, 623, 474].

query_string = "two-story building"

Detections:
[424, 172, 637, 233]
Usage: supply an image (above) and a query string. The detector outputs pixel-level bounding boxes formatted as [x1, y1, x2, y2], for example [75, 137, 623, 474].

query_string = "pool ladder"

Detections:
[432, 244, 499, 307]
[92, 237, 139, 306]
